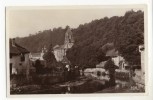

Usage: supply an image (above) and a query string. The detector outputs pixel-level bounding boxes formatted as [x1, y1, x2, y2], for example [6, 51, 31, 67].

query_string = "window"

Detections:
[19, 63, 22, 66]
[20, 53, 25, 62]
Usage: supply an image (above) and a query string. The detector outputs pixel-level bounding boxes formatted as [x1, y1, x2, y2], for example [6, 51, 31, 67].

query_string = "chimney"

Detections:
[11, 38, 16, 46]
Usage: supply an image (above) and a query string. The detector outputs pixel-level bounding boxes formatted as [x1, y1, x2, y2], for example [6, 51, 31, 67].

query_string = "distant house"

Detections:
[96, 61, 107, 68]
[29, 47, 47, 61]
[9, 39, 31, 76]
[100, 43, 129, 70]
[53, 26, 74, 63]
[106, 49, 126, 70]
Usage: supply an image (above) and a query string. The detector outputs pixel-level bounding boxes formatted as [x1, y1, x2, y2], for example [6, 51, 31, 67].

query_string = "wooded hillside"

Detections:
[15, 27, 66, 52]
[67, 10, 144, 67]
[15, 10, 144, 67]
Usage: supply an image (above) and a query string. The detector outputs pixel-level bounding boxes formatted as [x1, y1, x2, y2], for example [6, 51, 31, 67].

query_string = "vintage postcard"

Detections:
[6, 5, 147, 97]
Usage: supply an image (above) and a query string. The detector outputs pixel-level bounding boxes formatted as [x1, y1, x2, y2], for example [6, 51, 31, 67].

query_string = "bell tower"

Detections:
[64, 26, 74, 50]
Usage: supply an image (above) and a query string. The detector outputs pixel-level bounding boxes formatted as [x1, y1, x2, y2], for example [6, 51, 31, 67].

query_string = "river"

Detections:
[11, 70, 145, 94]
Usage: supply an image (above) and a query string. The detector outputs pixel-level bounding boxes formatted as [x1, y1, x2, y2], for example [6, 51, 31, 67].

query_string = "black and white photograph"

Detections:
[6, 5, 147, 95]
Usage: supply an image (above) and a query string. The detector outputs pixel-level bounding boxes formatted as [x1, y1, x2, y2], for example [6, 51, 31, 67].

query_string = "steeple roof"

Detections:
[64, 27, 74, 43]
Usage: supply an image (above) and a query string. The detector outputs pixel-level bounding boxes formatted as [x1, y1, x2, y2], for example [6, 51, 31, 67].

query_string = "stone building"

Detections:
[101, 43, 129, 70]
[29, 46, 47, 61]
[53, 26, 74, 62]
[53, 45, 65, 62]
[9, 39, 32, 77]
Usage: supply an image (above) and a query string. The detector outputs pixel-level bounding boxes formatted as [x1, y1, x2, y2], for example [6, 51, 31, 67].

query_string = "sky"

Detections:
[6, 5, 145, 38]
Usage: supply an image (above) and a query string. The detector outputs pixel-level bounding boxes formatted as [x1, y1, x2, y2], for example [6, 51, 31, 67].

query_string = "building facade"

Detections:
[29, 47, 47, 61]
[9, 39, 31, 77]
[53, 45, 65, 62]
[53, 27, 74, 62]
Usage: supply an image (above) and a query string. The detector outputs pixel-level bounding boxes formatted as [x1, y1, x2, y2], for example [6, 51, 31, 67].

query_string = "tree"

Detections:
[67, 10, 143, 68]
[43, 44, 57, 72]
[15, 27, 65, 52]
[33, 59, 43, 74]
[104, 59, 118, 86]
[16, 10, 144, 68]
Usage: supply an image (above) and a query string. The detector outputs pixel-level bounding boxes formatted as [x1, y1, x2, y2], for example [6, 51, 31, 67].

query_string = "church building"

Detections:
[53, 26, 74, 62]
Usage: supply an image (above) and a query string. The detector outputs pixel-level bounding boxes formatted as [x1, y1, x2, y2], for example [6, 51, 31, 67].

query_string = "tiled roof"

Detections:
[106, 48, 118, 57]
[101, 43, 119, 57]
[53, 45, 64, 50]
[53, 45, 60, 49]
[10, 39, 29, 55]
[101, 43, 114, 53]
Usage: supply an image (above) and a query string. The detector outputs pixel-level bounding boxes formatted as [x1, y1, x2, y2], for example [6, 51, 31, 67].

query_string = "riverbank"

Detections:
[10, 74, 145, 94]
[10, 76, 88, 94]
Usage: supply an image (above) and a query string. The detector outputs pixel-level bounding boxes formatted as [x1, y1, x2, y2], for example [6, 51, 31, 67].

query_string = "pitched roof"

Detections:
[96, 61, 107, 68]
[106, 48, 118, 57]
[53, 45, 64, 50]
[10, 39, 29, 55]
[65, 27, 73, 36]
[101, 43, 119, 57]
[64, 27, 74, 43]
[101, 43, 114, 53]
[53, 45, 60, 49]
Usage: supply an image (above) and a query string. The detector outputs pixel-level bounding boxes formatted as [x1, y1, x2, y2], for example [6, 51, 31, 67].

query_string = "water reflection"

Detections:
[11, 70, 135, 94]
[84, 70, 130, 90]
[84, 72, 110, 81]
[61, 71, 131, 94]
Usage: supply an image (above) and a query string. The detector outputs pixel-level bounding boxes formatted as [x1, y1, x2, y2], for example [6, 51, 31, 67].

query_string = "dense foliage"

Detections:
[16, 27, 66, 52]
[15, 10, 144, 68]
[67, 10, 144, 67]
[43, 44, 58, 69]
